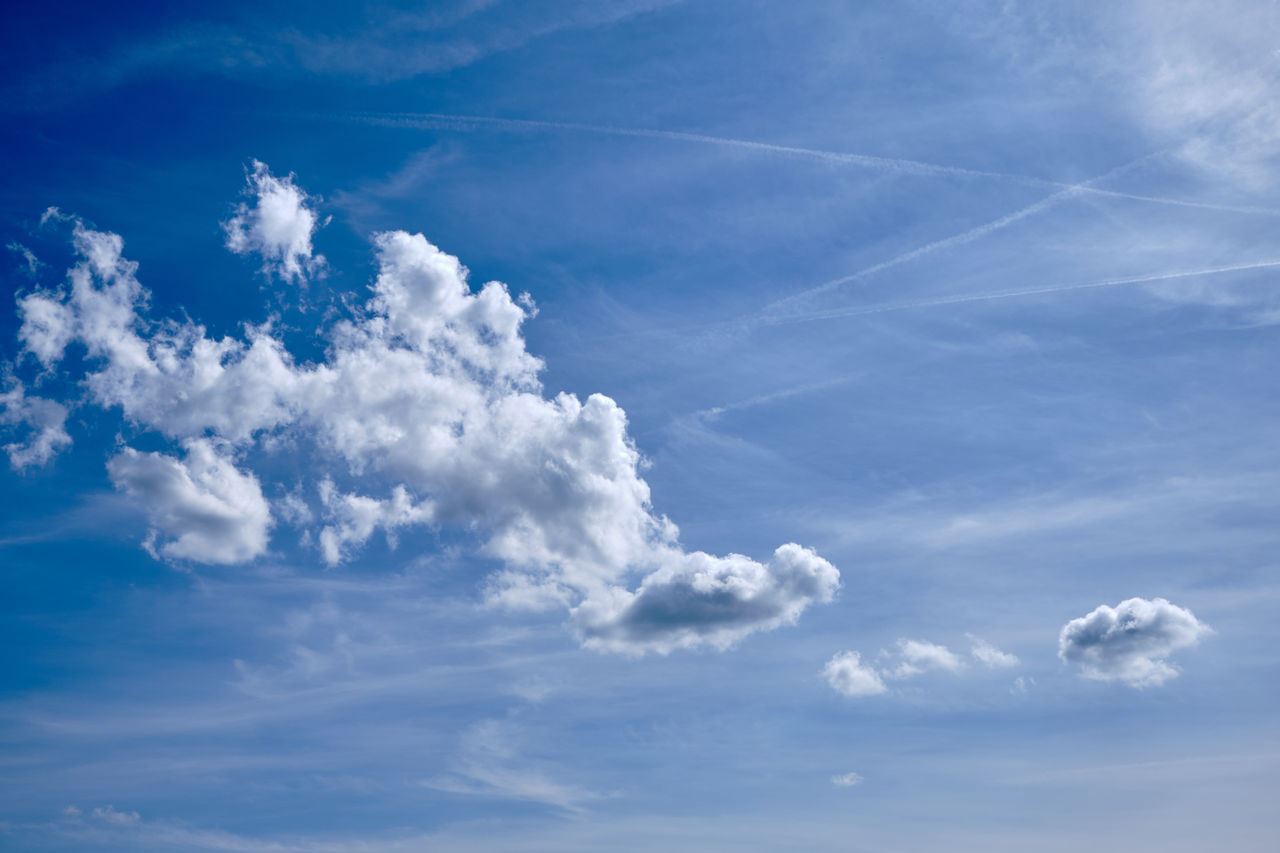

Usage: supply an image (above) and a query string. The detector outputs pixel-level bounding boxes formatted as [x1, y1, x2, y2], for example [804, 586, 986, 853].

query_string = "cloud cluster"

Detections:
[823, 635, 1018, 697]
[4, 162, 839, 654]
[1058, 597, 1211, 687]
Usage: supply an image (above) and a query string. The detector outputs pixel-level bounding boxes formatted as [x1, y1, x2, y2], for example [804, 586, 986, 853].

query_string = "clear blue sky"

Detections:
[2, 2, 1278, 850]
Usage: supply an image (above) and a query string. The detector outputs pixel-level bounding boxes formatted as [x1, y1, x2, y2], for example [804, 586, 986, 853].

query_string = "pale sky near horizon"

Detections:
[2, 2, 1278, 851]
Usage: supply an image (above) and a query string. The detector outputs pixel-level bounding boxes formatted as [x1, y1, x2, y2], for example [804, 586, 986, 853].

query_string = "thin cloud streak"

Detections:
[332, 111, 1280, 218]
[763, 259, 1280, 327]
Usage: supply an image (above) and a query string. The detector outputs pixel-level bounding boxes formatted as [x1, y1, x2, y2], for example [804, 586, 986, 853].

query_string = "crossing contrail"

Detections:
[759, 154, 1159, 317]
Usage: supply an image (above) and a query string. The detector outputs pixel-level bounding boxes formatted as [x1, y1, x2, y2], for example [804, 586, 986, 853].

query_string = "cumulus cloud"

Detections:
[830, 771, 863, 787]
[223, 161, 326, 282]
[572, 544, 840, 654]
[884, 639, 964, 679]
[106, 440, 272, 565]
[5, 162, 839, 652]
[1059, 597, 1211, 687]
[967, 633, 1019, 669]
[823, 650, 887, 698]
[0, 380, 71, 469]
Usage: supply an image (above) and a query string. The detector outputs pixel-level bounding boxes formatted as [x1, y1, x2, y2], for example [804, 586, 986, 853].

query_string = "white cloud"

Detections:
[6, 163, 839, 652]
[1058, 597, 1212, 687]
[91, 805, 141, 825]
[572, 544, 840, 654]
[830, 771, 863, 787]
[0, 379, 71, 469]
[967, 633, 1019, 669]
[223, 161, 326, 282]
[317, 481, 434, 565]
[884, 639, 964, 679]
[822, 650, 887, 698]
[107, 440, 273, 565]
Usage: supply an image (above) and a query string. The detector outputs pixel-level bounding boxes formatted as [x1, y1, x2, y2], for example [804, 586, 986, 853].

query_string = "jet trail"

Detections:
[340, 111, 1280, 218]
[760, 260, 1280, 326]
[759, 153, 1156, 318]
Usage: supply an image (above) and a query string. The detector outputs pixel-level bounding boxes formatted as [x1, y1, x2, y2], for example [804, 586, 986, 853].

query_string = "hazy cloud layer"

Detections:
[7, 162, 838, 653]
[1058, 597, 1211, 687]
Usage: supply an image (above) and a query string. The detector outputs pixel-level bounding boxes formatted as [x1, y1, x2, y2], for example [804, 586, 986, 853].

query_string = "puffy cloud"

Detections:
[830, 772, 863, 787]
[885, 639, 964, 679]
[967, 634, 1019, 669]
[1058, 597, 1211, 687]
[223, 161, 325, 282]
[0, 380, 71, 469]
[5, 162, 839, 652]
[106, 440, 272, 565]
[572, 544, 840, 654]
[822, 650, 887, 698]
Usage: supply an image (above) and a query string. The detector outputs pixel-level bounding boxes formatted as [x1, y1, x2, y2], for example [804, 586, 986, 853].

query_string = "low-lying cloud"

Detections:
[1058, 597, 1211, 687]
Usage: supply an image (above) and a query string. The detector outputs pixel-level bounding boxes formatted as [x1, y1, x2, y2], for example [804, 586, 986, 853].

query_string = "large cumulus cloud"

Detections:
[2, 162, 840, 654]
[1058, 597, 1211, 687]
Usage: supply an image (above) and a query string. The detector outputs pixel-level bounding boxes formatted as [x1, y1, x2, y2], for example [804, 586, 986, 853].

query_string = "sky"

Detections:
[1, 1, 1279, 850]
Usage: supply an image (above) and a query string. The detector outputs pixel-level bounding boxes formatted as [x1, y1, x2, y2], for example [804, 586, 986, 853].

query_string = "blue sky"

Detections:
[2, 1, 1279, 850]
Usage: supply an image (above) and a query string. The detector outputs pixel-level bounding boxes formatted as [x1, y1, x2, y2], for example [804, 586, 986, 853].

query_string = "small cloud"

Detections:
[823, 650, 887, 698]
[1010, 676, 1034, 695]
[885, 639, 964, 679]
[831, 771, 863, 787]
[107, 439, 273, 565]
[573, 544, 840, 655]
[967, 633, 1019, 669]
[60, 805, 82, 818]
[1059, 597, 1211, 688]
[223, 160, 326, 283]
[91, 805, 140, 825]
[6, 242, 43, 277]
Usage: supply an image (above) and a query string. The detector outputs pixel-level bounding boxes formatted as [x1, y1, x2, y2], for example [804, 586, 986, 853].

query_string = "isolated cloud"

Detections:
[823, 651, 887, 698]
[107, 440, 272, 565]
[967, 634, 1019, 668]
[0, 380, 71, 469]
[830, 772, 863, 787]
[223, 160, 325, 282]
[885, 639, 964, 679]
[572, 544, 840, 654]
[90, 805, 140, 825]
[7, 162, 839, 652]
[1058, 597, 1211, 687]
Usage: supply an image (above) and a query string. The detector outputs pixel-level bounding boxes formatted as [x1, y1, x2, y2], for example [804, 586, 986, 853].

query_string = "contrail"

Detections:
[759, 154, 1157, 318]
[759, 259, 1280, 326]
[337, 111, 1280, 218]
